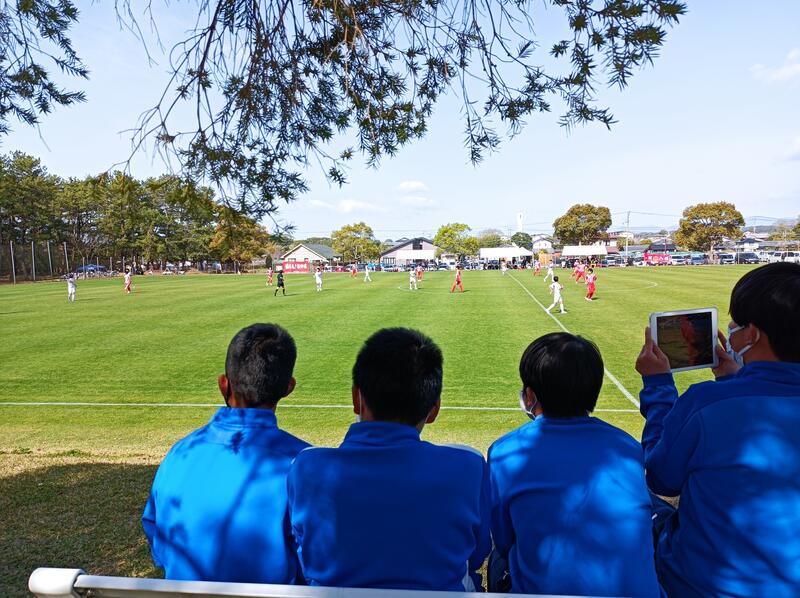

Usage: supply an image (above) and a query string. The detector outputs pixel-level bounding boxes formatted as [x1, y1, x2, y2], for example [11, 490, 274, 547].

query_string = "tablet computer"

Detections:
[649, 308, 719, 373]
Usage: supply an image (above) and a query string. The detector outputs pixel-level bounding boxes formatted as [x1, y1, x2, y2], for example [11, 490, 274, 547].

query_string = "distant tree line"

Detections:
[0, 152, 276, 277]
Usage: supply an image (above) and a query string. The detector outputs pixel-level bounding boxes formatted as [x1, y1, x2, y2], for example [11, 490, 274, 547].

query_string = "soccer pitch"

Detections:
[0, 266, 753, 594]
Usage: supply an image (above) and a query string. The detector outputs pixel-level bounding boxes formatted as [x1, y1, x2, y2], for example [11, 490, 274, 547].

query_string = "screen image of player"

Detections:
[654, 311, 715, 370]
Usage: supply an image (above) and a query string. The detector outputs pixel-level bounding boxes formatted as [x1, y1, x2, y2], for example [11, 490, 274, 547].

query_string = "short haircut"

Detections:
[353, 328, 443, 425]
[730, 263, 800, 362]
[588, 268, 594, 273]
[519, 332, 604, 417]
[553, 276, 559, 282]
[225, 324, 297, 407]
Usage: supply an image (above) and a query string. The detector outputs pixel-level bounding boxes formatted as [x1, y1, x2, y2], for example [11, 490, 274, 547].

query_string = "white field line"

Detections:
[0, 401, 637, 413]
[508, 274, 640, 409]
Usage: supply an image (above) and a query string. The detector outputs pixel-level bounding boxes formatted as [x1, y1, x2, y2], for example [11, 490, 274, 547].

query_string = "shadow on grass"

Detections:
[0, 461, 160, 597]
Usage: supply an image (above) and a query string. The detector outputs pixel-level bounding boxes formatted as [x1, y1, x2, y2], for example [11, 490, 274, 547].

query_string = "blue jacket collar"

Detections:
[210, 406, 278, 429]
[342, 421, 421, 447]
[737, 361, 800, 383]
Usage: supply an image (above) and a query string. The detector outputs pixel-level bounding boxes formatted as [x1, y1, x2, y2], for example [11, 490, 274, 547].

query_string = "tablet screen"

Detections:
[654, 311, 716, 370]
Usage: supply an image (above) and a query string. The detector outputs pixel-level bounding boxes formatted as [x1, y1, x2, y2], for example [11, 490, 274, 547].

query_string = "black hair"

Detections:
[729, 262, 800, 362]
[353, 328, 443, 425]
[225, 323, 297, 407]
[519, 332, 604, 417]
[588, 268, 594, 273]
[553, 276, 559, 282]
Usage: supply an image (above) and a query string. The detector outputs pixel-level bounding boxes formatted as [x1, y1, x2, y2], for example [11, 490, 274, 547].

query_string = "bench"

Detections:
[29, 568, 584, 598]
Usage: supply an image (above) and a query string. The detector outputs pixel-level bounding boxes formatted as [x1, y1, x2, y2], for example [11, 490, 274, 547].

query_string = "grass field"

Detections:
[0, 265, 755, 595]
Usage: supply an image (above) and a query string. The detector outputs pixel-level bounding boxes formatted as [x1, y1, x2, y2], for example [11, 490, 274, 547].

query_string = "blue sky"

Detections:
[7, 1, 800, 240]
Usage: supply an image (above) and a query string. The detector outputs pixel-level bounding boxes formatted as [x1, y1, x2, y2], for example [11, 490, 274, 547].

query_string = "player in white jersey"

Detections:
[363, 265, 372, 282]
[409, 268, 418, 290]
[124, 270, 132, 294]
[500, 261, 508, 275]
[543, 263, 554, 282]
[314, 268, 323, 292]
[546, 275, 566, 314]
[67, 274, 76, 302]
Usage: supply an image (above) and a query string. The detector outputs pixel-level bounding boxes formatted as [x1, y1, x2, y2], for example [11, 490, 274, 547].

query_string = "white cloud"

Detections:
[399, 195, 436, 207]
[396, 180, 428, 192]
[788, 137, 800, 161]
[308, 198, 383, 213]
[750, 48, 800, 83]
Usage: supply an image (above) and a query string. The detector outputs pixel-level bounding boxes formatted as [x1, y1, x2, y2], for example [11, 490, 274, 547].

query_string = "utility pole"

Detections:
[63, 242, 70, 274]
[47, 241, 53, 277]
[31, 241, 36, 281]
[625, 211, 631, 255]
[10, 241, 15, 284]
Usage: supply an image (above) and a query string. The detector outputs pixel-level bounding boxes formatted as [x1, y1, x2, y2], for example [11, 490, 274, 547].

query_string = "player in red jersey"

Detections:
[533, 260, 541, 276]
[585, 268, 597, 301]
[417, 264, 423, 282]
[575, 261, 586, 283]
[350, 264, 358, 278]
[451, 266, 463, 293]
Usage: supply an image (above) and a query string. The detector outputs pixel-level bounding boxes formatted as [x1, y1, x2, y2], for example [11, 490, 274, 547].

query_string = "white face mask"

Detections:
[519, 390, 539, 420]
[726, 324, 759, 367]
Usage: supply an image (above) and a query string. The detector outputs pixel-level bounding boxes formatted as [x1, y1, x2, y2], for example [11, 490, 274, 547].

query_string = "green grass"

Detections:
[0, 266, 756, 595]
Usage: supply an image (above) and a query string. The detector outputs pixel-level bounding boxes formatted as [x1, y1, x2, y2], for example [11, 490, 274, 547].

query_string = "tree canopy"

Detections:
[434, 223, 477, 257]
[510, 232, 532, 247]
[0, 151, 273, 276]
[552, 203, 612, 245]
[331, 222, 380, 262]
[4, 0, 686, 218]
[674, 202, 744, 251]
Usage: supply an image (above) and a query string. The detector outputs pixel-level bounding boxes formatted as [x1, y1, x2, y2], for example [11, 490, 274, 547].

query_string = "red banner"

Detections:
[644, 252, 671, 265]
[282, 260, 311, 274]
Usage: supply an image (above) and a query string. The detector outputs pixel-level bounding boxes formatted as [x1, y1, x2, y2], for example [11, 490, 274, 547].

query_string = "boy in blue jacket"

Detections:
[288, 328, 491, 591]
[636, 262, 800, 597]
[142, 324, 310, 583]
[488, 332, 661, 597]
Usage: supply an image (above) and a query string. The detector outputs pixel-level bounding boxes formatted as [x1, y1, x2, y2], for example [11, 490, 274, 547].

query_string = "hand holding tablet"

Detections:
[649, 308, 719, 373]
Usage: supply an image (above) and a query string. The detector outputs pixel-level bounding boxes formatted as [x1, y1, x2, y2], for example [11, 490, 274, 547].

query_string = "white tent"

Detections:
[395, 249, 436, 263]
[561, 245, 608, 257]
[479, 246, 534, 260]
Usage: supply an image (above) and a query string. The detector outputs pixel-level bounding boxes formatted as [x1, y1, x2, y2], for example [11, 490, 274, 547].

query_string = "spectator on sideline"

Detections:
[488, 333, 660, 597]
[636, 262, 800, 597]
[142, 324, 310, 583]
[288, 328, 491, 591]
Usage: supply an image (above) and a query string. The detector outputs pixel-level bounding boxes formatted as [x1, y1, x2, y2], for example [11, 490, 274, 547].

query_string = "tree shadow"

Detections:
[0, 461, 160, 597]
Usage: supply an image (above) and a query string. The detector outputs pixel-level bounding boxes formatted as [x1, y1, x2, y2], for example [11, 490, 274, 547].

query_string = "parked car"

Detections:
[770, 251, 800, 264]
[689, 254, 707, 265]
[718, 253, 736, 264]
[757, 251, 772, 263]
[437, 263, 450, 271]
[735, 252, 760, 264]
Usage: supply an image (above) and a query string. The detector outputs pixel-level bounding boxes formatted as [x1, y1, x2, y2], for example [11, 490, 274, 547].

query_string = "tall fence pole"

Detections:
[63, 242, 70, 273]
[47, 241, 53, 277]
[10, 241, 16, 284]
[31, 241, 36, 281]
[82, 257, 86, 279]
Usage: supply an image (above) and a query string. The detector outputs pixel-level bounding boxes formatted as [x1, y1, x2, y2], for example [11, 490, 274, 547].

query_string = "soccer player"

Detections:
[546, 276, 565, 314]
[287, 328, 491, 591]
[274, 270, 286, 296]
[363, 264, 372, 282]
[67, 273, 76, 302]
[584, 268, 597, 301]
[350, 264, 358, 278]
[574, 261, 586, 283]
[533, 260, 541, 276]
[488, 333, 660, 596]
[500, 261, 508, 276]
[451, 266, 463, 293]
[266, 267, 273, 286]
[543, 263, 554, 283]
[142, 324, 310, 583]
[409, 268, 418, 291]
[314, 267, 323, 292]
[124, 269, 132, 294]
[417, 264, 423, 282]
